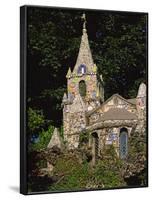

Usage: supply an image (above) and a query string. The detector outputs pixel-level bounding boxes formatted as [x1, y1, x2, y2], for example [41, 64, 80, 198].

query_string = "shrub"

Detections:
[29, 125, 55, 151]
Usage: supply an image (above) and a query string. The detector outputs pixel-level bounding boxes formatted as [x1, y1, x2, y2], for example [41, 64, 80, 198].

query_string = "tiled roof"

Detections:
[127, 98, 136, 105]
[100, 108, 137, 121]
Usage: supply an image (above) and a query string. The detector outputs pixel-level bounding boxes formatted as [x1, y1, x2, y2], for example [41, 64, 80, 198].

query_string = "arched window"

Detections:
[119, 128, 128, 159]
[77, 64, 87, 74]
[79, 80, 86, 97]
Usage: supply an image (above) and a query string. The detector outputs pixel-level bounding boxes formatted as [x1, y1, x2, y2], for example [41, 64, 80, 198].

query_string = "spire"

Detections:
[63, 92, 67, 99]
[73, 13, 94, 74]
[82, 13, 87, 33]
[137, 82, 146, 98]
[47, 128, 64, 149]
[66, 67, 72, 78]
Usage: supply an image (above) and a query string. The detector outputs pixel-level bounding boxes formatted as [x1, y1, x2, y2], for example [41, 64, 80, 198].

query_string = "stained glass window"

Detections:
[119, 128, 128, 159]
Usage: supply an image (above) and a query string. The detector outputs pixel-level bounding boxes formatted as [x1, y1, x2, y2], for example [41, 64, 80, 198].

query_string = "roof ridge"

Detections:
[100, 107, 137, 121]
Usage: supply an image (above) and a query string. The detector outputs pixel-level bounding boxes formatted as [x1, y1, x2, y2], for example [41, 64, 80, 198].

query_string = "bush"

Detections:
[29, 125, 55, 151]
[93, 159, 125, 188]
[28, 107, 45, 134]
[49, 153, 91, 191]
[48, 147, 125, 192]
[79, 131, 89, 144]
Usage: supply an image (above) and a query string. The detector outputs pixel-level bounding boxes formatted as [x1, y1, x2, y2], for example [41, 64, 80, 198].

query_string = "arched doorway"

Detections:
[91, 132, 99, 165]
[119, 128, 128, 159]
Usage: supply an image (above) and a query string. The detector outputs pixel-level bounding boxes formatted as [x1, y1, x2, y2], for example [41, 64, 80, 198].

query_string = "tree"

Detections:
[28, 107, 45, 135]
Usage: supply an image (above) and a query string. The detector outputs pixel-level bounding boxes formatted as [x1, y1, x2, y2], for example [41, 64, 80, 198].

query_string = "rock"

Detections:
[47, 128, 64, 150]
[51, 146, 61, 154]
[47, 162, 54, 172]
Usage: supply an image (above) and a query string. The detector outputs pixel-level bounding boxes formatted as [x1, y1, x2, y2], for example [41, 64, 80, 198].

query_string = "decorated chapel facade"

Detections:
[62, 15, 146, 162]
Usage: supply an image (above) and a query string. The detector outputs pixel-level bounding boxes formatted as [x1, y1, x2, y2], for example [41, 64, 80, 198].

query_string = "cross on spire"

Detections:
[81, 13, 87, 32]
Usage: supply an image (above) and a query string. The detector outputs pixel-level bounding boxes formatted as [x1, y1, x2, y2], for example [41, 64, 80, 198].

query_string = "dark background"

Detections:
[27, 7, 147, 127]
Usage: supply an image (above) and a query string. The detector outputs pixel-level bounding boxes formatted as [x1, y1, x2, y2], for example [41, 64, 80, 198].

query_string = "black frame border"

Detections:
[20, 6, 28, 195]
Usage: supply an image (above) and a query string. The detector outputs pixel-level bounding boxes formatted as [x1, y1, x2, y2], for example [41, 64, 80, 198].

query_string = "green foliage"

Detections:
[129, 131, 146, 155]
[49, 154, 91, 191]
[93, 159, 124, 188]
[103, 144, 118, 158]
[79, 132, 89, 144]
[127, 130, 146, 164]
[93, 14, 147, 99]
[47, 147, 125, 192]
[29, 125, 55, 151]
[28, 107, 45, 134]
[122, 128, 147, 186]
[36, 158, 47, 169]
[92, 145, 125, 188]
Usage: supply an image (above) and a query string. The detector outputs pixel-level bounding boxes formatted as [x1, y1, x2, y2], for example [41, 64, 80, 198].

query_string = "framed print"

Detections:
[20, 5, 148, 195]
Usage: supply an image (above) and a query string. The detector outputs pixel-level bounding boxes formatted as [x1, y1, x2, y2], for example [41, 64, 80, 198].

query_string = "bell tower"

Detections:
[66, 13, 104, 109]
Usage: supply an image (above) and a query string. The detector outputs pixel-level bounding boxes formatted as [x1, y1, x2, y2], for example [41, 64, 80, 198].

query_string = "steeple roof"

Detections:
[73, 13, 94, 74]
[62, 92, 67, 100]
[66, 67, 72, 78]
[137, 82, 146, 98]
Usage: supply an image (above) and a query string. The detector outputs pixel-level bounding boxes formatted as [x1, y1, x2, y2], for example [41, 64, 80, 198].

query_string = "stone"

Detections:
[47, 128, 64, 150]
[47, 162, 54, 172]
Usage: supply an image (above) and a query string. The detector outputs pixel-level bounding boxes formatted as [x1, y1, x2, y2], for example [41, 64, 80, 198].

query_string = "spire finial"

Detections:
[81, 13, 87, 33]
[66, 67, 72, 78]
